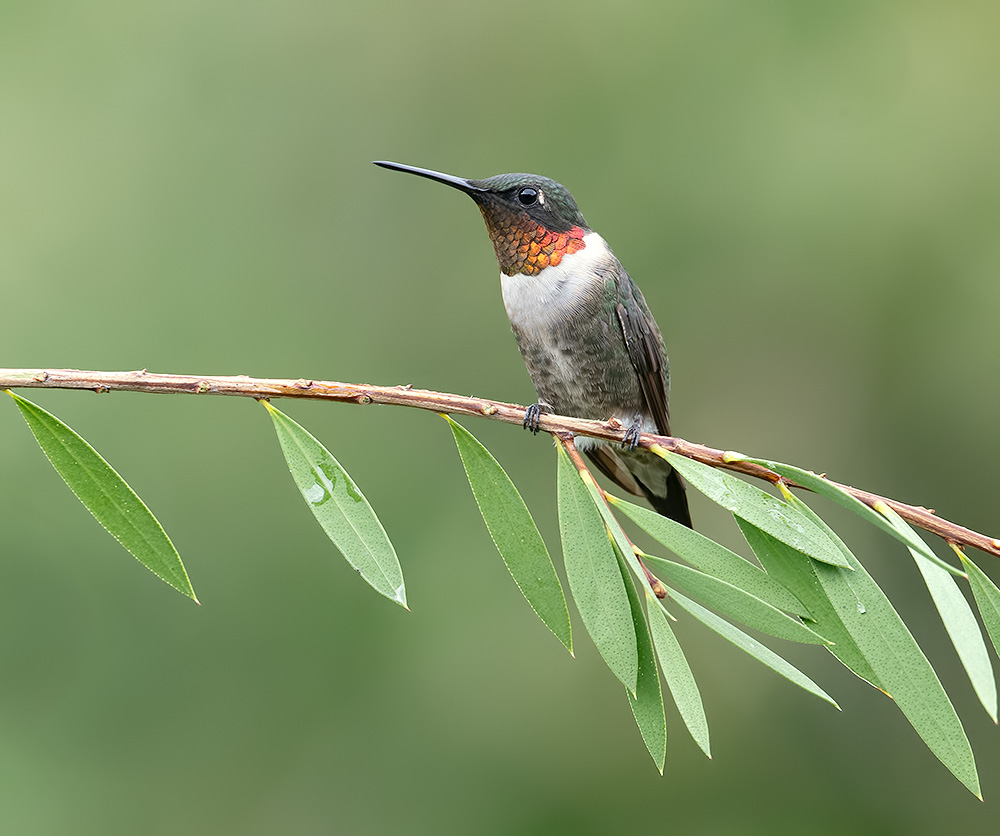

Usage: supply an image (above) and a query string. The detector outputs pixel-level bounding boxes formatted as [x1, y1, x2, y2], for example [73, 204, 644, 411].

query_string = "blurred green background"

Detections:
[2, 1, 999, 832]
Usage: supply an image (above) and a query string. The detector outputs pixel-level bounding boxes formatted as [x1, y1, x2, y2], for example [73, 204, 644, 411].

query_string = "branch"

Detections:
[3, 367, 997, 559]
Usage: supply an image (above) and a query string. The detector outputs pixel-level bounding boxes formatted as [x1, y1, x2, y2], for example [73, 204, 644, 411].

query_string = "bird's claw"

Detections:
[523, 403, 546, 434]
[622, 421, 643, 451]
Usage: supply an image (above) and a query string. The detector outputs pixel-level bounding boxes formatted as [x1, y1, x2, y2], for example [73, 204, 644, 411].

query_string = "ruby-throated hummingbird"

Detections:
[374, 161, 691, 527]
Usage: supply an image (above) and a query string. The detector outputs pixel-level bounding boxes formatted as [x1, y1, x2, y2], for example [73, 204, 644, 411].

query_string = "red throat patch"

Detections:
[478, 206, 586, 276]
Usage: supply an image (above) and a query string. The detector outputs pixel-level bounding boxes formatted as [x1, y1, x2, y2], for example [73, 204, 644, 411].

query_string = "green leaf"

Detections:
[960, 554, 1000, 669]
[8, 391, 196, 601]
[610, 495, 807, 617]
[445, 416, 571, 653]
[621, 552, 666, 772]
[911, 551, 998, 722]
[667, 586, 839, 708]
[738, 519, 883, 689]
[571, 461, 653, 592]
[556, 445, 637, 693]
[659, 450, 849, 568]
[781, 491, 981, 797]
[736, 456, 963, 577]
[263, 402, 406, 607]
[877, 507, 996, 721]
[647, 595, 710, 758]
[641, 553, 828, 645]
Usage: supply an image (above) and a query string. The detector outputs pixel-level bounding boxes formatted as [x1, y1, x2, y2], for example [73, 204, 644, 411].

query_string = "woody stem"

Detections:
[2, 367, 997, 560]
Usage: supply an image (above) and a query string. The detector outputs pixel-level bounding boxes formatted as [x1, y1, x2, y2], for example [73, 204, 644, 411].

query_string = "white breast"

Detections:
[499, 232, 613, 331]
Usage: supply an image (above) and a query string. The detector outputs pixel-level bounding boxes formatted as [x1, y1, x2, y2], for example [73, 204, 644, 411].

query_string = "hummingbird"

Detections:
[374, 161, 691, 527]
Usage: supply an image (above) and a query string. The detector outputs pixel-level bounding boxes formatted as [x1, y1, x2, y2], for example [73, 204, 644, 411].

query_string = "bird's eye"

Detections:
[517, 187, 539, 206]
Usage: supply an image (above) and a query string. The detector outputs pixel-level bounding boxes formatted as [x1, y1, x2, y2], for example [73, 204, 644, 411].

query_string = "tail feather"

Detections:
[585, 447, 693, 528]
[640, 467, 692, 528]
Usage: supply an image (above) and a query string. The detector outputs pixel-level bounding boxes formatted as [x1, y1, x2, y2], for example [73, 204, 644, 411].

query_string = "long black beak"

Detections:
[373, 161, 485, 194]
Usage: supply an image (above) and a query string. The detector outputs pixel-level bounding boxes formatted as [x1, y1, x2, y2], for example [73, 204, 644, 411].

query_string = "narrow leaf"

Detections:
[8, 391, 197, 601]
[782, 491, 980, 797]
[735, 456, 954, 570]
[960, 554, 1000, 667]
[641, 553, 828, 645]
[913, 553, 998, 722]
[739, 519, 883, 689]
[573, 465, 652, 592]
[556, 445, 637, 692]
[621, 552, 667, 772]
[445, 417, 572, 652]
[647, 594, 711, 758]
[657, 450, 848, 568]
[610, 494, 807, 616]
[875, 508, 996, 721]
[263, 402, 406, 607]
[668, 586, 839, 708]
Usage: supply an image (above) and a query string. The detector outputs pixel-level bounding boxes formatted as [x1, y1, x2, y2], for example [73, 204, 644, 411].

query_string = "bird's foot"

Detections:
[622, 418, 643, 451]
[523, 401, 552, 435]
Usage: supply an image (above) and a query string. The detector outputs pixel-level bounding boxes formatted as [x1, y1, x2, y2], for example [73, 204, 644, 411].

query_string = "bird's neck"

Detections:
[480, 208, 588, 277]
[499, 232, 615, 328]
